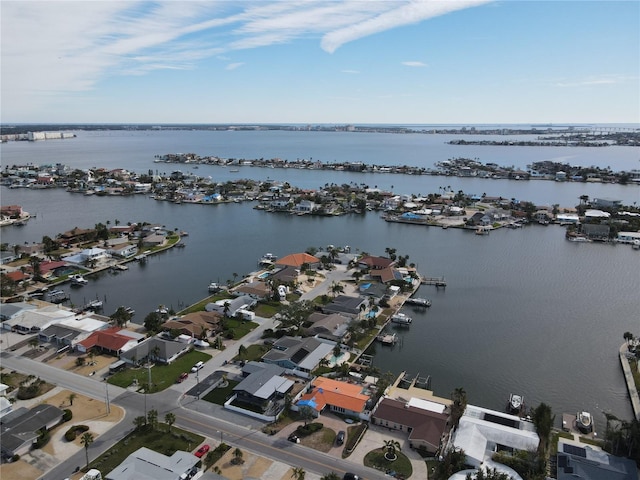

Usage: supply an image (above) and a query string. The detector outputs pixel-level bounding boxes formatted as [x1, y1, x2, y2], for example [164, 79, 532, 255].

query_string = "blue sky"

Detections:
[1, 0, 638, 124]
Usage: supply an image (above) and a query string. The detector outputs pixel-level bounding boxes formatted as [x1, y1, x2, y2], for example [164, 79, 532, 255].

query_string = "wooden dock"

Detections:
[421, 276, 447, 287]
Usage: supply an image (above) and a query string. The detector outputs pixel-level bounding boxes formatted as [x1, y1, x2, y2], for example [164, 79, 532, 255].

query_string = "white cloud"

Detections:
[225, 62, 245, 71]
[402, 61, 427, 67]
[555, 75, 636, 87]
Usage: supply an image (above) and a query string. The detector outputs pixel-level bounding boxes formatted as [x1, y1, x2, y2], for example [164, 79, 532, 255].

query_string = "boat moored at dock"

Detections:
[390, 312, 412, 325]
[70, 274, 88, 286]
[576, 411, 594, 433]
[405, 297, 431, 307]
[507, 393, 525, 415]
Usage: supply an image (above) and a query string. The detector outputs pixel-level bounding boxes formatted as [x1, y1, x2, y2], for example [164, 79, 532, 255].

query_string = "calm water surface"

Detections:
[1, 131, 639, 426]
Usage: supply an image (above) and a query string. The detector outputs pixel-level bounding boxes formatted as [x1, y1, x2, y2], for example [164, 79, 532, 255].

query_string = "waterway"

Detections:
[1, 129, 639, 427]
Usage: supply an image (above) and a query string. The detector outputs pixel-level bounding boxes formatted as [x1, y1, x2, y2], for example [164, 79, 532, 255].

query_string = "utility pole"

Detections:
[105, 380, 110, 414]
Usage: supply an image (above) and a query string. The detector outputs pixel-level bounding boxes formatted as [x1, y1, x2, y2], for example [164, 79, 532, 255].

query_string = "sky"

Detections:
[1, 0, 639, 125]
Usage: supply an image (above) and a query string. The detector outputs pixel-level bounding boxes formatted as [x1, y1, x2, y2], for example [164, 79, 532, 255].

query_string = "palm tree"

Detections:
[233, 447, 244, 464]
[624, 331, 634, 345]
[133, 415, 147, 430]
[450, 387, 467, 429]
[383, 439, 401, 460]
[80, 432, 94, 468]
[68, 392, 76, 406]
[532, 402, 555, 457]
[291, 467, 306, 480]
[164, 412, 175, 432]
[147, 408, 158, 430]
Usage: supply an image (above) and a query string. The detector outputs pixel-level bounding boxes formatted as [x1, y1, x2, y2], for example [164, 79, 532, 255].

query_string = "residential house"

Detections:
[230, 362, 294, 417]
[275, 253, 320, 269]
[295, 377, 371, 420]
[294, 200, 316, 213]
[592, 197, 622, 210]
[0, 302, 36, 322]
[372, 398, 448, 452]
[205, 295, 257, 317]
[2, 305, 76, 334]
[0, 383, 12, 418]
[161, 311, 222, 338]
[262, 336, 335, 377]
[357, 255, 395, 270]
[582, 223, 611, 240]
[119, 336, 190, 365]
[39, 314, 110, 349]
[63, 247, 110, 265]
[105, 446, 200, 480]
[76, 326, 144, 356]
[467, 212, 492, 226]
[0, 404, 64, 458]
[269, 265, 299, 284]
[142, 233, 166, 247]
[234, 281, 271, 301]
[322, 295, 367, 318]
[449, 404, 539, 469]
[556, 439, 637, 480]
[305, 312, 351, 342]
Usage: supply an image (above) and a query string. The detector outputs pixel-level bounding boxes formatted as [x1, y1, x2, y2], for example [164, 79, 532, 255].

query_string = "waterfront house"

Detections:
[105, 447, 199, 480]
[295, 200, 316, 213]
[76, 326, 144, 356]
[467, 212, 492, 227]
[448, 404, 539, 469]
[556, 439, 637, 480]
[0, 302, 37, 323]
[592, 197, 622, 210]
[371, 398, 448, 453]
[581, 223, 610, 240]
[0, 404, 64, 458]
[357, 255, 395, 270]
[39, 314, 110, 349]
[322, 295, 367, 318]
[161, 311, 222, 338]
[63, 247, 110, 265]
[262, 336, 335, 378]
[2, 305, 75, 334]
[234, 281, 271, 300]
[617, 231, 640, 244]
[294, 377, 371, 420]
[142, 232, 166, 247]
[305, 312, 351, 341]
[275, 252, 320, 269]
[205, 295, 257, 317]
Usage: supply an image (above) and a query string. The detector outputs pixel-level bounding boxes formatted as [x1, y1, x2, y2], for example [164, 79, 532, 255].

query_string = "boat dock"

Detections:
[421, 276, 446, 288]
[376, 333, 397, 345]
[619, 343, 640, 421]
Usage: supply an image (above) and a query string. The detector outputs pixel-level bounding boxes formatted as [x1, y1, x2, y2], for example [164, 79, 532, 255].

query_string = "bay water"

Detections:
[1, 129, 639, 425]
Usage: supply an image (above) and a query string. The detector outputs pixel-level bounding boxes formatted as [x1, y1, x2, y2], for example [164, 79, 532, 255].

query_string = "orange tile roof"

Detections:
[276, 253, 320, 267]
[298, 377, 369, 413]
[78, 327, 132, 351]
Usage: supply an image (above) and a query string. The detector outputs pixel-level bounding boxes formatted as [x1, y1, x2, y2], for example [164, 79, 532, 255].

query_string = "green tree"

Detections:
[133, 415, 147, 430]
[624, 331, 634, 345]
[68, 392, 76, 406]
[233, 447, 244, 464]
[80, 431, 94, 468]
[450, 387, 468, 430]
[291, 467, 306, 480]
[299, 405, 315, 426]
[147, 408, 158, 430]
[435, 447, 467, 479]
[143, 311, 163, 333]
[164, 412, 175, 433]
[278, 300, 315, 334]
[467, 467, 514, 480]
[110, 306, 133, 327]
[238, 344, 247, 359]
[320, 473, 340, 480]
[532, 402, 555, 457]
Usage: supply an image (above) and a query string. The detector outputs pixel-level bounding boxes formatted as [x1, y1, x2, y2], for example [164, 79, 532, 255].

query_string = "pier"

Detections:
[619, 343, 640, 421]
[421, 276, 447, 288]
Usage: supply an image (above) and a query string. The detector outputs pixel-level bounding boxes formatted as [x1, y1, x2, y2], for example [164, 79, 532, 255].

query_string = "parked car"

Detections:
[176, 372, 188, 383]
[191, 361, 204, 373]
[336, 430, 346, 446]
[343, 474, 360, 480]
[195, 444, 210, 458]
[287, 434, 300, 443]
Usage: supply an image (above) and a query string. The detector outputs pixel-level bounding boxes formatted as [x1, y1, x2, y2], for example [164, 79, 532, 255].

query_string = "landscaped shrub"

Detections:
[63, 409, 73, 422]
[296, 422, 324, 436]
[34, 429, 50, 448]
[64, 424, 90, 441]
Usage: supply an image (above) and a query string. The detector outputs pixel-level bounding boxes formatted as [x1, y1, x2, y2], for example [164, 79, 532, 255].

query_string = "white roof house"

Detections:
[105, 447, 199, 480]
[450, 404, 539, 472]
[3, 305, 76, 334]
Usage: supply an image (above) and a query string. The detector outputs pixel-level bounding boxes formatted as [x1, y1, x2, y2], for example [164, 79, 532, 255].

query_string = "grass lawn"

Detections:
[222, 318, 259, 340]
[107, 350, 212, 392]
[364, 449, 413, 478]
[203, 380, 239, 405]
[179, 293, 234, 315]
[254, 302, 280, 318]
[235, 344, 270, 362]
[88, 424, 204, 475]
[299, 427, 336, 453]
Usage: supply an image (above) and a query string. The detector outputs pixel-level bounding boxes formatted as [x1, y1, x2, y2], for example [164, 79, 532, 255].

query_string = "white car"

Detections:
[191, 361, 204, 373]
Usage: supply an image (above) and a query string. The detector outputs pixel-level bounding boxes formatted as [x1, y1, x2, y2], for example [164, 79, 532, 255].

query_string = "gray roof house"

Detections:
[0, 302, 37, 322]
[262, 336, 335, 377]
[0, 404, 64, 458]
[105, 446, 200, 480]
[205, 295, 257, 317]
[232, 362, 294, 416]
[305, 312, 351, 341]
[322, 295, 367, 318]
[556, 440, 637, 480]
[119, 337, 190, 366]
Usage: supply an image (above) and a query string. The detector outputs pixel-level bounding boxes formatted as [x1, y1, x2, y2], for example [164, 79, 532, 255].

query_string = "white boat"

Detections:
[86, 299, 103, 310]
[508, 393, 525, 414]
[259, 253, 278, 265]
[391, 312, 412, 324]
[208, 282, 221, 293]
[576, 411, 593, 433]
[406, 297, 431, 307]
[70, 274, 88, 285]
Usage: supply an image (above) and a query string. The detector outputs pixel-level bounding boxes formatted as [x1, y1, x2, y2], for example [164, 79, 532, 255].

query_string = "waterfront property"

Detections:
[294, 376, 372, 421]
[105, 447, 199, 480]
[261, 336, 335, 378]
